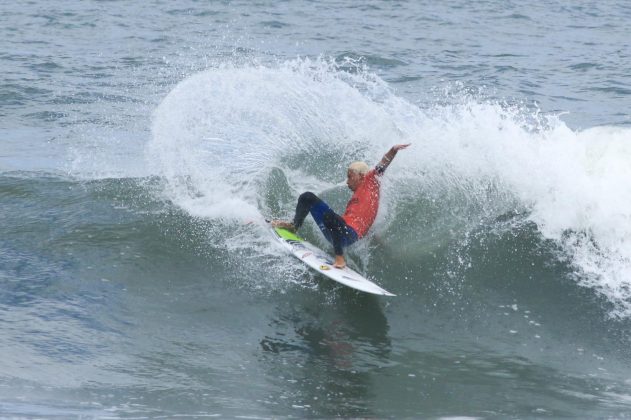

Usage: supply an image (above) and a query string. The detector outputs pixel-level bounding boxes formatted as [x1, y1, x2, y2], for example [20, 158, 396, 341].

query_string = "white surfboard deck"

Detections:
[271, 227, 395, 296]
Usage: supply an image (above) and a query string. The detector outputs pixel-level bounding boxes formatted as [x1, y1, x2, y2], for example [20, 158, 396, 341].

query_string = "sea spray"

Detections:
[147, 57, 631, 317]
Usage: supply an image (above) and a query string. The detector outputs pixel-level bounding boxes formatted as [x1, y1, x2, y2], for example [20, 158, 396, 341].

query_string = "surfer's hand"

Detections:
[333, 255, 346, 269]
[392, 143, 411, 152]
[378, 144, 411, 173]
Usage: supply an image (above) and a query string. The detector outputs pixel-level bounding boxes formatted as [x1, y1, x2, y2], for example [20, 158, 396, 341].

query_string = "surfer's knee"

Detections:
[298, 191, 319, 206]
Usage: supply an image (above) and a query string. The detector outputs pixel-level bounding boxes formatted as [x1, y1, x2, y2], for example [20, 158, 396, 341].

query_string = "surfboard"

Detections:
[271, 226, 395, 296]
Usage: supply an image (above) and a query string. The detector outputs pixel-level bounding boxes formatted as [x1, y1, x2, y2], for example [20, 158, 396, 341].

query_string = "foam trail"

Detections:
[147, 58, 409, 218]
[146, 57, 631, 317]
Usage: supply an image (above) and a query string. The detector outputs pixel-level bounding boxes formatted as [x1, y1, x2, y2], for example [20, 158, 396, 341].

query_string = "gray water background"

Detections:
[2, 1, 631, 418]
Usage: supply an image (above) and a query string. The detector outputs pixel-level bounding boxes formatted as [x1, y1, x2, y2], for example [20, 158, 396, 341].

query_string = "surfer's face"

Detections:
[346, 170, 364, 191]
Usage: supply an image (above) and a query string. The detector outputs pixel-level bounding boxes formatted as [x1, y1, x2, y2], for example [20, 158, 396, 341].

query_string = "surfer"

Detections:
[272, 143, 410, 269]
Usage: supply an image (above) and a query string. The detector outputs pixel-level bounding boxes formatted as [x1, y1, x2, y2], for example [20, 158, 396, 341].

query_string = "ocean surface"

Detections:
[2, 1, 631, 418]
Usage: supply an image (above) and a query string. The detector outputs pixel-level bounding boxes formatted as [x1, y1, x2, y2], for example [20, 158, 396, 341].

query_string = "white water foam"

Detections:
[147, 58, 631, 317]
[147, 59, 392, 221]
[422, 102, 631, 317]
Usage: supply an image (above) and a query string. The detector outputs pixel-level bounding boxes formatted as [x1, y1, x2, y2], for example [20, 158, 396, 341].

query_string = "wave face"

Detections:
[4, 0, 631, 417]
[146, 58, 631, 318]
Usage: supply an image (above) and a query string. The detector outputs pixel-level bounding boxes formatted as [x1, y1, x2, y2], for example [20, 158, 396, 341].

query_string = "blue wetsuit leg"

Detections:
[292, 192, 358, 255]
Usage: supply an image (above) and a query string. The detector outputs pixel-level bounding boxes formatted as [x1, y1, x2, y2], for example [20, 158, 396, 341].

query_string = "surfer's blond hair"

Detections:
[348, 161, 370, 175]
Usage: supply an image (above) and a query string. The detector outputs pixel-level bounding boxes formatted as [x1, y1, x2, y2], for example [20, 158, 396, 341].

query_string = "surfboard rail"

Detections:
[271, 226, 395, 296]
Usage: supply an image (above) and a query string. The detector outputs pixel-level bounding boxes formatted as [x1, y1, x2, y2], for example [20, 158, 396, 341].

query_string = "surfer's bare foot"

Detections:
[271, 220, 296, 232]
[333, 255, 346, 269]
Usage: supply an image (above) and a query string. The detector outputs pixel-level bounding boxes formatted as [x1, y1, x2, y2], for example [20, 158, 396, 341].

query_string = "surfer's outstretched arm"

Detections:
[376, 143, 411, 173]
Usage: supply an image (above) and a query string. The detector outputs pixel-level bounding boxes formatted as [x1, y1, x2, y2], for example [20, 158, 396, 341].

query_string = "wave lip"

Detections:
[146, 57, 631, 318]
